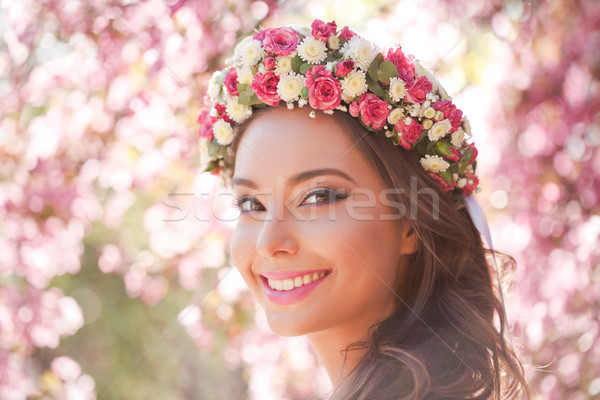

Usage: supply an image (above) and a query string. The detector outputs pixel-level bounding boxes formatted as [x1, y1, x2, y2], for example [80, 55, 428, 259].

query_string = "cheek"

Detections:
[230, 223, 258, 285]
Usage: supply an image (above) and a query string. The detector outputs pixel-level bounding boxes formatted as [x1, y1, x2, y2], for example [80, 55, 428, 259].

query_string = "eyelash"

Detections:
[232, 188, 349, 213]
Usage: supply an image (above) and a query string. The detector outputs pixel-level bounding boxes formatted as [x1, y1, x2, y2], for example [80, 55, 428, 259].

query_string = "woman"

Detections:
[198, 20, 530, 399]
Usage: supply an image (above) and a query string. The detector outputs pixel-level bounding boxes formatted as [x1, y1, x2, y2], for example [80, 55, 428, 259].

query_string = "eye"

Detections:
[300, 188, 348, 206]
[232, 196, 264, 213]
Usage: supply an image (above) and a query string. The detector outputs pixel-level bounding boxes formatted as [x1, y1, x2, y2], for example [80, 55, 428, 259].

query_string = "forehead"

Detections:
[233, 107, 373, 186]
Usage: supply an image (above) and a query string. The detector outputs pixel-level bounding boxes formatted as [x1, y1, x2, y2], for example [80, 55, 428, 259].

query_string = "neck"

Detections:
[306, 326, 370, 386]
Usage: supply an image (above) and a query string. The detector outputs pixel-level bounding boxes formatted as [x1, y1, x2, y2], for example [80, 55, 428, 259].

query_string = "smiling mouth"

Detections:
[263, 271, 331, 291]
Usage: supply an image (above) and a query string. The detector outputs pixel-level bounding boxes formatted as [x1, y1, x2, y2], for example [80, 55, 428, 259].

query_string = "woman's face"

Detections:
[229, 106, 417, 338]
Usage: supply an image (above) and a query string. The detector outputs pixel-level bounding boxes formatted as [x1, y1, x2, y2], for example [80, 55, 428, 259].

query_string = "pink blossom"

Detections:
[429, 172, 456, 193]
[433, 100, 463, 131]
[461, 171, 479, 196]
[334, 61, 354, 77]
[252, 29, 269, 43]
[338, 26, 357, 41]
[385, 46, 415, 83]
[263, 56, 276, 71]
[250, 72, 281, 106]
[263, 27, 299, 56]
[197, 111, 214, 140]
[223, 68, 239, 96]
[445, 147, 461, 162]
[405, 76, 432, 104]
[394, 118, 422, 150]
[311, 19, 337, 42]
[349, 93, 390, 130]
[214, 103, 232, 123]
[305, 66, 342, 111]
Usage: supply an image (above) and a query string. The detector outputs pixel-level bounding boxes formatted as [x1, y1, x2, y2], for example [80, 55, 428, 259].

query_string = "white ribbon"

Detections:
[463, 196, 510, 342]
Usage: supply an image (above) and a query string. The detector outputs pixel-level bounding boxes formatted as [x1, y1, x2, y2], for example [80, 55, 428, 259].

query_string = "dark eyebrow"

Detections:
[231, 168, 358, 189]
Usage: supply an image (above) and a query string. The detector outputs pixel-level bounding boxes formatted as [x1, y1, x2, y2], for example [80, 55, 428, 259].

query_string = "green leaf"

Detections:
[300, 63, 311, 75]
[434, 141, 452, 157]
[367, 53, 384, 82]
[236, 83, 249, 93]
[378, 61, 399, 83]
[366, 75, 385, 97]
[291, 55, 304, 73]
[438, 170, 453, 184]
[216, 69, 228, 84]
[391, 129, 400, 146]
[458, 147, 474, 172]
[301, 86, 309, 99]
[204, 160, 219, 173]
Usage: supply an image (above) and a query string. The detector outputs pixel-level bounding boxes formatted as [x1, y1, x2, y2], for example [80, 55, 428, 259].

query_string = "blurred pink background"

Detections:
[0, 0, 598, 399]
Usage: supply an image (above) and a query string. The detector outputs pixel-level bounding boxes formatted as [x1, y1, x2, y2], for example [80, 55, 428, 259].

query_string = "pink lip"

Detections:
[261, 272, 331, 305]
[260, 269, 331, 280]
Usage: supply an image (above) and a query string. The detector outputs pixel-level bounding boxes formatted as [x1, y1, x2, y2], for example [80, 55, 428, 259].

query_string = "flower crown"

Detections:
[197, 19, 479, 197]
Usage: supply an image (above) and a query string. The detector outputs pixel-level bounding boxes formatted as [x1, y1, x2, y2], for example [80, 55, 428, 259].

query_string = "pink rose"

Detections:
[334, 61, 354, 77]
[224, 68, 239, 96]
[461, 171, 479, 196]
[263, 27, 300, 56]
[305, 65, 342, 111]
[311, 19, 337, 42]
[213, 103, 232, 123]
[394, 118, 422, 150]
[349, 93, 390, 130]
[250, 72, 281, 106]
[197, 110, 214, 140]
[263, 56, 276, 71]
[253, 29, 269, 43]
[338, 26, 357, 41]
[444, 147, 461, 162]
[405, 76, 432, 104]
[433, 101, 463, 131]
[429, 173, 456, 193]
[385, 47, 415, 83]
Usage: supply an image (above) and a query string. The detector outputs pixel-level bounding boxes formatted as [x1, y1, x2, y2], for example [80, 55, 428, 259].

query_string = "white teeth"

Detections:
[283, 279, 294, 290]
[267, 271, 329, 291]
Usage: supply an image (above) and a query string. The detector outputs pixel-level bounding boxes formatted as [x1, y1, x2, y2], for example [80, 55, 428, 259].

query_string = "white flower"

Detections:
[457, 178, 467, 188]
[298, 98, 308, 107]
[229, 36, 252, 64]
[328, 35, 340, 50]
[242, 39, 264, 66]
[275, 56, 293, 74]
[420, 155, 450, 173]
[462, 117, 472, 137]
[387, 108, 404, 125]
[325, 61, 336, 71]
[422, 119, 433, 130]
[451, 128, 465, 147]
[237, 67, 254, 85]
[207, 71, 222, 99]
[434, 110, 445, 121]
[424, 107, 436, 119]
[199, 138, 210, 162]
[428, 119, 452, 141]
[297, 36, 327, 64]
[389, 77, 406, 102]
[213, 120, 234, 146]
[437, 84, 450, 101]
[226, 97, 252, 123]
[277, 72, 304, 102]
[341, 70, 368, 100]
[346, 37, 375, 70]
[287, 24, 311, 36]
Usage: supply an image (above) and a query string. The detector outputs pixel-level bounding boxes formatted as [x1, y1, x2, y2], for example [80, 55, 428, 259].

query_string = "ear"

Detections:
[398, 220, 419, 255]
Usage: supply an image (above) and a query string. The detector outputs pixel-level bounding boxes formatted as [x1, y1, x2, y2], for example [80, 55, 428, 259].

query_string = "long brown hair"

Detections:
[228, 106, 530, 399]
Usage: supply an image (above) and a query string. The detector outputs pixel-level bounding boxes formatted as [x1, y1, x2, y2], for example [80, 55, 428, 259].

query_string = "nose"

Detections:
[255, 210, 299, 258]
